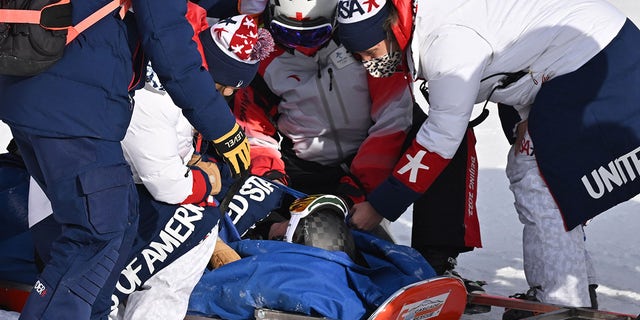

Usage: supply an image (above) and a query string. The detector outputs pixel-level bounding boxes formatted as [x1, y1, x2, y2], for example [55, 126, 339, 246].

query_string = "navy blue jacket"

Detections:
[0, 0, 235, 142]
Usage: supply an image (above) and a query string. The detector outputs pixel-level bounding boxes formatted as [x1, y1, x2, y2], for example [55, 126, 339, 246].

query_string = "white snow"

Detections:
[1, 1, 638, 318]
[0, 311, 18, 320]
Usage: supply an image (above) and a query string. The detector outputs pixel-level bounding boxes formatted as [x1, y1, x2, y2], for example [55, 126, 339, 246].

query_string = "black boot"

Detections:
[502, 286, 541, 320]
[589, 284, 598, 310]
[415, 246, 459, 275]
[446, 269, 491, 314]
[416, 246, 490, 314]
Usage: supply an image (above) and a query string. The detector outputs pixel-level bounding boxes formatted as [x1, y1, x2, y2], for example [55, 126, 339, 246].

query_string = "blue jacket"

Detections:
[0, 0, 235, 142]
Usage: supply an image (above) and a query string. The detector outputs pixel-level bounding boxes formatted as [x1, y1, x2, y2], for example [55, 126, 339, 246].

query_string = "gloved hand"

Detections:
[187, 153, 222, 196]
[211, 123, 250, 177]
[210, 238, 241, 269]
[336, 175, 366, 208]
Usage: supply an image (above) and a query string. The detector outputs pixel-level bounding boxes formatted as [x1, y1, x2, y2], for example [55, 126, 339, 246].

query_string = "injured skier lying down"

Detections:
[0, 143, 437, 320]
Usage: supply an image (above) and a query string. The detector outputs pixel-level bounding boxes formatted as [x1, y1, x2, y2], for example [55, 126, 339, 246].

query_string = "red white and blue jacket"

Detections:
[368, 0, 631, 225]
[233, 40, 413, 194]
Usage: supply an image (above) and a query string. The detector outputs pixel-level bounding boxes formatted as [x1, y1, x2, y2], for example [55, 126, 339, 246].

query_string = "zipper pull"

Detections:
[328, 68, 334, 91]
[529, 70, 539, 85]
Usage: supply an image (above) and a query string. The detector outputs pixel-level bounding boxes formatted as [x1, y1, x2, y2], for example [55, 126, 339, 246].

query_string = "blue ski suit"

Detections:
[0, 1, 241, 319]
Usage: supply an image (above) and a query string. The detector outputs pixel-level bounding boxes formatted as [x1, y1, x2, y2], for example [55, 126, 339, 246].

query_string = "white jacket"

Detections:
[410, 0, 625, 159]
[122, 82, 196, 204]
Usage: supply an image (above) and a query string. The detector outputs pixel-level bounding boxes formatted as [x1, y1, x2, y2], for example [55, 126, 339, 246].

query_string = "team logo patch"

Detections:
[397, 292, 448, 319]
[518, 136, 534, 156]
[330, 46, 356, 69]
[337, 0, 385, 23]
[111, 204, 208, 310]
[34, 280, 47, 297]
[581, 145, 640, 199]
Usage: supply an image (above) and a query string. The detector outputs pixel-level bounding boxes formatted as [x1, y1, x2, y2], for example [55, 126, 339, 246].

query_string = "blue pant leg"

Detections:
[12, 130, 138, 320]
[30, 215, 62, 271]
[90, 209, 139, 320]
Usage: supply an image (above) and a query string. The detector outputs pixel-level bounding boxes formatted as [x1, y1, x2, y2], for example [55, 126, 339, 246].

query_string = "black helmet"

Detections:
[284, 195, 358, 262]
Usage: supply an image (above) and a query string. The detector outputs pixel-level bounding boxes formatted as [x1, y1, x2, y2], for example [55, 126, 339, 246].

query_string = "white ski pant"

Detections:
[505, 126, 596, 307]
[109, 225, 218, 320]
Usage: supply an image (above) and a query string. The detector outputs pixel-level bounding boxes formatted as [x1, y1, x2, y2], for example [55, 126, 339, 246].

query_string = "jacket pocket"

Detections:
[78, 164, 134, 234]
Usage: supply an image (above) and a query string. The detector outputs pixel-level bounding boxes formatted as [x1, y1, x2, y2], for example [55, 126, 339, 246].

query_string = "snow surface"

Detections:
[1, 1, 638, 318]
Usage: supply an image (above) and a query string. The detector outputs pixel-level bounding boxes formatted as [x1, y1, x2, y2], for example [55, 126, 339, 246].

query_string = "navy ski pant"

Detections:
[11, 129, 138, 320]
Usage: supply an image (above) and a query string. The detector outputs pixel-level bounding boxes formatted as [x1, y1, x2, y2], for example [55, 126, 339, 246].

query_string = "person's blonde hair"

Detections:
[383, 1, 399, 32]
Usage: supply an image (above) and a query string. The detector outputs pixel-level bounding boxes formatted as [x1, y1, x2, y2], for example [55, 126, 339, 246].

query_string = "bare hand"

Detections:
[268, 220, 289, 240]
[347, 201, 384, 231]
[514, 120, 528, 155]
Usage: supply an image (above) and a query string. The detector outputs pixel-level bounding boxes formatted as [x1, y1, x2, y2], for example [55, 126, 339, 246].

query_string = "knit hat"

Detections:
[199, 15, 274, 88]
[336, 0, 389, 52]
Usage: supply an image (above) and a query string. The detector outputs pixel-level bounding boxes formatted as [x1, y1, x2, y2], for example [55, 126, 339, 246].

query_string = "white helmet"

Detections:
[271, 0, 338, 22]
[267, 0, 339, 48]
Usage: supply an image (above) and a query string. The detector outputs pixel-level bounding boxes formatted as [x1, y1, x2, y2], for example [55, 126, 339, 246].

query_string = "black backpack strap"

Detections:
[418, 70, 528, 128]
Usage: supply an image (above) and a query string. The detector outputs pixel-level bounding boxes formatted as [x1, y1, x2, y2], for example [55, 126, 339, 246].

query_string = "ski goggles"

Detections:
[269, 16, 334, 49]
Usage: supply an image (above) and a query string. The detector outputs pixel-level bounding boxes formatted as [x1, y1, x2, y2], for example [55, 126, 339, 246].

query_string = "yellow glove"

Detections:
[212, 123, 250, 177]
[210, 238, 241, 269]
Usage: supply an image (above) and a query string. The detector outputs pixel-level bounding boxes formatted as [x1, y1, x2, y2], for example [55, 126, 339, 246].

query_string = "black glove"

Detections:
[211, 123, 250, 177]
[336, 175, 366, 208]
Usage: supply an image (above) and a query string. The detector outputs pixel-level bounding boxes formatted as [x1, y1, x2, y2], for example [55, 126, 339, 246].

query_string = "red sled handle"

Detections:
[368, 277, 467, 320]
[468, 292, 639, 319]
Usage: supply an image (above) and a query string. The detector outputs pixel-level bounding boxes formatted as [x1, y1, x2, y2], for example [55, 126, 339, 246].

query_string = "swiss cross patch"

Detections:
[393, 140, 450, 193]
[396, 149, 430, 183]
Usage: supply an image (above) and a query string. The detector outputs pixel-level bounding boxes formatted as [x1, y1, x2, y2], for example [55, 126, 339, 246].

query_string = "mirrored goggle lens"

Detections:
[289, 194, 324, 213]
[269, 20, 333, 48]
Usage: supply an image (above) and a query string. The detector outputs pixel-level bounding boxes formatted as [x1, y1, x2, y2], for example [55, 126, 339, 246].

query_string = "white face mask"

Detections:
[362, 41, 402, 78]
